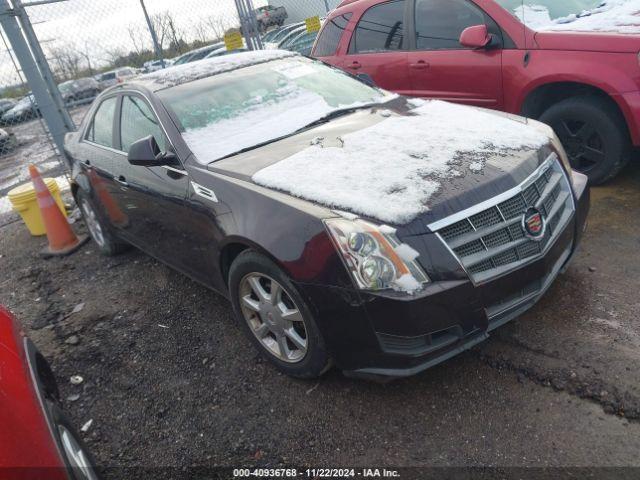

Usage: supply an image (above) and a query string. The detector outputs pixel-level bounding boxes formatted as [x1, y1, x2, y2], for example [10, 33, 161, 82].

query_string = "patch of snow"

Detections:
[0, 195, 13, 214]
[253, 100, 549, 224]
[394, 243, 420, 263]
[378, 224, 397, 235]
[514, 1, 640, 33]
[469, 161, 484, 173]
[54, 175, 71, 192]
[142, 50, 298, 88]
[392, 274, 422, 295]
[183, 85, 389, 163]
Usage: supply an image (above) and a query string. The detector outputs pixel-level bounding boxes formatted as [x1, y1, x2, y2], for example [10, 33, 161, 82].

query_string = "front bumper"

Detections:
[298, 171, 589, 379]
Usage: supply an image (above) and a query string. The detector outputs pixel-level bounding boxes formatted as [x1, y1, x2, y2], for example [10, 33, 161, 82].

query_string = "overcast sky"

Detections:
[1, 0, 268, 87]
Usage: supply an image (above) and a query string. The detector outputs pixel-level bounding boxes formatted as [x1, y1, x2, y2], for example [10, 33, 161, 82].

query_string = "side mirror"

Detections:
[459, 24, 491, 49]
[128, 135, 177, 167]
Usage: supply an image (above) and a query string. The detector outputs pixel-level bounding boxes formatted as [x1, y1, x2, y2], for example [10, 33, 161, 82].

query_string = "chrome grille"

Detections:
[432, 154, 575, 284]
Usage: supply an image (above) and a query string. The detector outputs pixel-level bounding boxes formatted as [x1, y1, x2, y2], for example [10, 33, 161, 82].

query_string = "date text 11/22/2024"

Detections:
[233, 468, 401, 477]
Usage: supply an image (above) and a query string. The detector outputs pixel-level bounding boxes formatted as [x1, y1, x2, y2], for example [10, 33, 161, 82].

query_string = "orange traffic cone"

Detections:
[28, 164, 88, 257]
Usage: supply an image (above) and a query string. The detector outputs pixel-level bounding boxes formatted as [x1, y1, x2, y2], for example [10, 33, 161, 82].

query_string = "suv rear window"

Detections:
[313, 13, 352, 57]
[349, 0, 405, 53]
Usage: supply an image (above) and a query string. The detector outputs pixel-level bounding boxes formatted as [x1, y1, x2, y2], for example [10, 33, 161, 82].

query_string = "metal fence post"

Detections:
[0, 0, 72, 166]
[12, 0, 74, 132]
[140, 0, 165, 68]
[235, 0, 263, 51]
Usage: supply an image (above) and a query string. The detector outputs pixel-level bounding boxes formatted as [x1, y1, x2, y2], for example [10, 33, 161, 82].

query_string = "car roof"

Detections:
[126, 50, 298, 92]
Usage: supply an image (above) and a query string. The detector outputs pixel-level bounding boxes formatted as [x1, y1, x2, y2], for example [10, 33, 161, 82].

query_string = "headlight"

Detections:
[528, 119, 574, 184]
[324, 218, 429, 294]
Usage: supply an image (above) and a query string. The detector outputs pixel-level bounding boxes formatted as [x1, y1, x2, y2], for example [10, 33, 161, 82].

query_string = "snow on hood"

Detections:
[252, 100, 550, 225]
[516, 1, 640, 33]
[141, 50, 297, 88]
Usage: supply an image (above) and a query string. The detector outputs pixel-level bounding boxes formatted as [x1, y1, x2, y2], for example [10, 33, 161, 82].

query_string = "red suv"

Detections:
[313, 0, 640, 184]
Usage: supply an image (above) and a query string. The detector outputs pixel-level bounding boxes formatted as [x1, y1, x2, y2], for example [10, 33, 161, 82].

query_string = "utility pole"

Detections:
[139, 0, 165, 68]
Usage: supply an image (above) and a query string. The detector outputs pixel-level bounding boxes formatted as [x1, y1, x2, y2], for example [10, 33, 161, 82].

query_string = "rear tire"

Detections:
[539, 96, 630, 185]
[228, 250, 331, 378]
[76, 189, 128, 256]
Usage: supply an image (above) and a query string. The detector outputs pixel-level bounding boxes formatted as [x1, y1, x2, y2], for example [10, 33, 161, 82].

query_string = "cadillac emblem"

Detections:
[522, 207, 545, 241]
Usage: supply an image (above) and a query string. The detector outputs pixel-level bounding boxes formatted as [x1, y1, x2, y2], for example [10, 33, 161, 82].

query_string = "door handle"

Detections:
[114, 175, 128, 187]
[409, 61, 430, 70]
[82, 159, 93, 169]
[348, 61, 362, 70]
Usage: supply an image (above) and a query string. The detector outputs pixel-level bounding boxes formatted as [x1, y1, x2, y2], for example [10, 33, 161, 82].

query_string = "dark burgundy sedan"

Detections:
[64, 51, 589, 379]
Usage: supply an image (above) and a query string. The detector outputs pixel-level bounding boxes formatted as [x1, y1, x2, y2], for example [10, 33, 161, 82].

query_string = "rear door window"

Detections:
[349, 0, 405, 53]
[120, 95, 167, 153]
[313, 13, 352, 57]
[414, 0, 486, 50]
[85, 96, 117, 147]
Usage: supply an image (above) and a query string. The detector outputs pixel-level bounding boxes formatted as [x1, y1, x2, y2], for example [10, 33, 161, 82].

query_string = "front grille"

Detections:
[434, 154, 575, 284]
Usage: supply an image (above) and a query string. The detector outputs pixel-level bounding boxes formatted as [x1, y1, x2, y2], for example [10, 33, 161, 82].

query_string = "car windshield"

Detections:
[59, 81, 75, 93]
[495, 0, 634, 30]
[158, 57, 392, 163]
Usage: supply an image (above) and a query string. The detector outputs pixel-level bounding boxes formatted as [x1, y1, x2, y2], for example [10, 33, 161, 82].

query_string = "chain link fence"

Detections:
[0, 0, 342, 221]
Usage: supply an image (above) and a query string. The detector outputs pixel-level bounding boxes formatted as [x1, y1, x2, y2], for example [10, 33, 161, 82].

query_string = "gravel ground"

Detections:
[0, 157, 639, 474]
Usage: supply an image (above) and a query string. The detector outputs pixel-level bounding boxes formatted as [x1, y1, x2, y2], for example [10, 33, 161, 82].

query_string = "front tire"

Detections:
[539, 96, 630, 185]
[228, 250, 331, 378]
[77, 189, 127, 256]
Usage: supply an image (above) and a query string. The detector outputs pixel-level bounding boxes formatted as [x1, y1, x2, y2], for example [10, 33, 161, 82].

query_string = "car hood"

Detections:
[534, 31, 640, 53]
[207, 101, 555, 235]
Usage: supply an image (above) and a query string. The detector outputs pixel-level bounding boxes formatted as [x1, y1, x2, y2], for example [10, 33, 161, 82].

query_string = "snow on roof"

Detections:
[252, 100, 549, 225]
[517, 0, 640, 33]
[140, 50, 298, 89]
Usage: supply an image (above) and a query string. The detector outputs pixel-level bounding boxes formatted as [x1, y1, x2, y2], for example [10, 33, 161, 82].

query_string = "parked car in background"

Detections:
[0, 127, 17, 155]
[143, 59, 173, 73]
[58, 77, 101, 107]
[261, 25, 287, 43]
[316, 0, 640, 184]
[285, 29, 320, 56]
[276, 25, 308, 49]
[0, 306, 98, 479]
[172, 43, 225, 66]
[0, 98, 16, 116]
[204, 46, 248, 59]
[65, 51, 588, 380]
[97, 67, 136, 89]
[1, 94, 38, 124]
[255, 5, 288, 33]
[265, 22, 304, 47]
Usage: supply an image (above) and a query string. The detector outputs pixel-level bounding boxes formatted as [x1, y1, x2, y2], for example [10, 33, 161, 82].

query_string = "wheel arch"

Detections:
[520, 81, 629, 135]
[219, 237, 290, 288]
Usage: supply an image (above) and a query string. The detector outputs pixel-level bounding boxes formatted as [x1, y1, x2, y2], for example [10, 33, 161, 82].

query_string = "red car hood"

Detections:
[534, 30, 640, 53]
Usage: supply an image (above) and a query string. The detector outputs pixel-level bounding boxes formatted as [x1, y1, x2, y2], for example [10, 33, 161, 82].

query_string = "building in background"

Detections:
[268, 0, 340, 24]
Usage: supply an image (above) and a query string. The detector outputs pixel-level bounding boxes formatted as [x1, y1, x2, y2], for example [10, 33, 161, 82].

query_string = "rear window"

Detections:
[350, 0, 405, 53]
[313, 13, 352, 57]
[101, 72, 116, 81]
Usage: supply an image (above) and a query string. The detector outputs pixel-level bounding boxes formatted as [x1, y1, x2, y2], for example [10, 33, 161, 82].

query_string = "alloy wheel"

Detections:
[238, 273, 308, 363]
[554, 118, 605, 173]
[80, 199, 105, 248]
[58, 425, 98, 480]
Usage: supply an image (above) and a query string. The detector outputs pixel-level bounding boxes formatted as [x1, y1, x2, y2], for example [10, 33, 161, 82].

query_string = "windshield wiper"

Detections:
[294, 105, 377, 133]
[212, 104, 381, 162]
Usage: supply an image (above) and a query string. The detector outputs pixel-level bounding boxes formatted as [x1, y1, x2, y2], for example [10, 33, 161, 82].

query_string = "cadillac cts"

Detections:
[64, 51, 589, 379]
